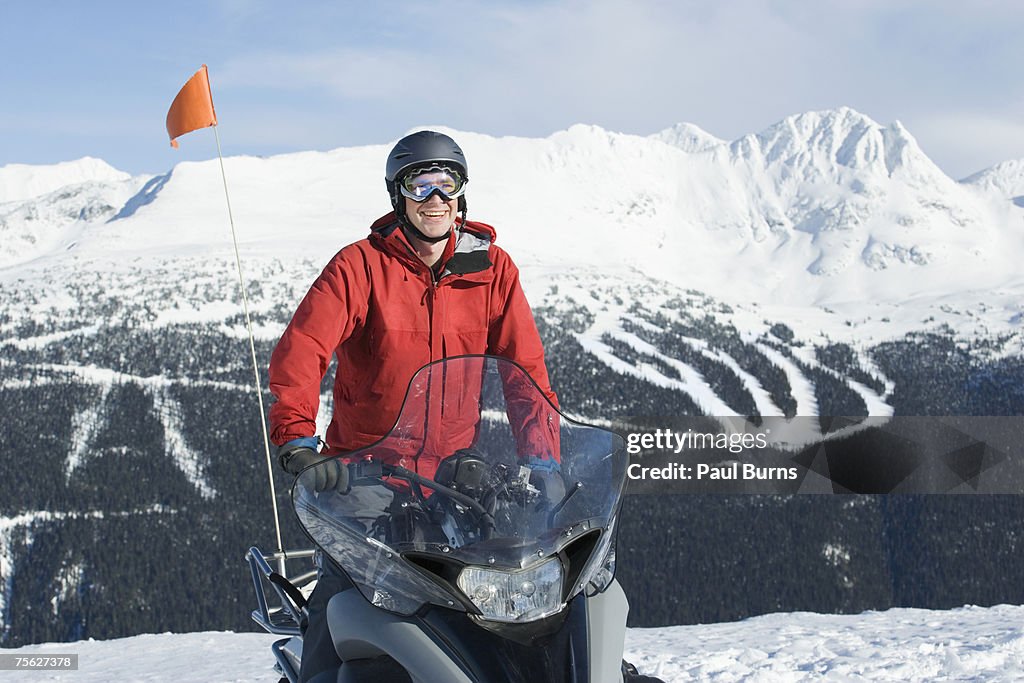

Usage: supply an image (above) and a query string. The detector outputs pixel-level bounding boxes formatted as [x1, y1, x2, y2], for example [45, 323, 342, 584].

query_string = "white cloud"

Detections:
[217, 48, 415, 101]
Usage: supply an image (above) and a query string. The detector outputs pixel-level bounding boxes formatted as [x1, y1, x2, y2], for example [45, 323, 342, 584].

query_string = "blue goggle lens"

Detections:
[400, 167, 466, 202]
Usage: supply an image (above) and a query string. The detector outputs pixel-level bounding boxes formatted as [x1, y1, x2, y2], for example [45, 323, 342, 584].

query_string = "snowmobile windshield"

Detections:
[292, 355, 627, 618]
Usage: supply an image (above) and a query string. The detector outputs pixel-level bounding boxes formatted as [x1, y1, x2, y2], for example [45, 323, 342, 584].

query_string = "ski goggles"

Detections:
[399, 166, 467, 202]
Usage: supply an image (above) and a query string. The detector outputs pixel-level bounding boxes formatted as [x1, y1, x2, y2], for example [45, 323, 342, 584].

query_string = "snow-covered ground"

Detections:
[1, 604, 1022, 682]
[626, 604, 1024, 682]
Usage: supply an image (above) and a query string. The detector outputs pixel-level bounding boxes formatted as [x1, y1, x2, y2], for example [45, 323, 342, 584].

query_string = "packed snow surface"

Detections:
[1, 604, 1022, 682]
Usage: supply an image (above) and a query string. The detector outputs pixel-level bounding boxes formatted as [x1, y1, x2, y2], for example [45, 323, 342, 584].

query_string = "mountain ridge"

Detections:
[0, 157, 132, 204]
[1, 107, 1022, 316]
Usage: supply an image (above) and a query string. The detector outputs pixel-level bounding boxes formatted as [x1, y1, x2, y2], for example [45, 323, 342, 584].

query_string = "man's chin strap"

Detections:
[399, 207, 468, 244]
[401, 221, 451, 244]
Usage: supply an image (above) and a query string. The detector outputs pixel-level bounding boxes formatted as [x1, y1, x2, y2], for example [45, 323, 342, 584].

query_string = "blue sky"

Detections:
[2, 0, 1023, 179]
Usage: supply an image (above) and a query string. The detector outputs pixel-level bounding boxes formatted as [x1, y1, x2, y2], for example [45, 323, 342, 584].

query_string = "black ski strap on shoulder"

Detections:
[269, 571, 308, 611]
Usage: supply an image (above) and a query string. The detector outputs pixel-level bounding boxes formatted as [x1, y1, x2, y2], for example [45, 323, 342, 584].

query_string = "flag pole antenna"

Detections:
[213, 125, 286, 575]
[167, 65, 285, 574]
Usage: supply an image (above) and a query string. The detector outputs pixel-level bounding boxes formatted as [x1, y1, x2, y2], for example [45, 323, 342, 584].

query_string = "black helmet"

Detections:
[385, 131, 468, 211]
[386, 130, 468, 183]
[385, 131, 469, 240]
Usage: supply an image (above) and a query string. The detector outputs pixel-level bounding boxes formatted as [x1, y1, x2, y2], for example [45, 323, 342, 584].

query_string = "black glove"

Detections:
[521, 456, 566, 506]
[279, 445, 350, 493]
[528, 467, 566, 506]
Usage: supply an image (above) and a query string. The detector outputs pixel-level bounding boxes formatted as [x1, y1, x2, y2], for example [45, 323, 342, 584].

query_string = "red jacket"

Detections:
[268, 212, 558, 469]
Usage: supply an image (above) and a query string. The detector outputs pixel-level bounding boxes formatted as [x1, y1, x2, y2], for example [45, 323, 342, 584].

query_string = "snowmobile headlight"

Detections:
[457, 557, 564, 623]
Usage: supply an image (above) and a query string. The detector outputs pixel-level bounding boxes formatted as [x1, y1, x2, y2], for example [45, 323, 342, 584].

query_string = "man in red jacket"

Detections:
[269, 131, 558, 475]
[267, 130, 560, 682]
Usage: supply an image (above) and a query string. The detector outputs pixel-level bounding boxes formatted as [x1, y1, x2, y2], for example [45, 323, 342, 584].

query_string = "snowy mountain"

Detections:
[0, 157, 143, 268]
[2, 108, 1022, 333]
[652, 121, 726, 153]
[962, 158, 1024, 206]
[2, 108, 1024, 651]
[0, 174, 148, 269]
[0, 157, 131, 204]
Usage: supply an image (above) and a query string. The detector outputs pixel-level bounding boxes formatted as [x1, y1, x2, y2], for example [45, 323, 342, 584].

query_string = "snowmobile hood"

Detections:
[291, 355, 625, 619]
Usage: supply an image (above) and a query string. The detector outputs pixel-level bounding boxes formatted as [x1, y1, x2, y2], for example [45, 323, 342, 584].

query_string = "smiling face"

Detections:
[403, 192, 458, 240]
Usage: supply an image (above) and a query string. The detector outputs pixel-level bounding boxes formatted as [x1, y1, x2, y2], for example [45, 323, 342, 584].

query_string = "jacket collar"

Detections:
[368, 212, 495, 279]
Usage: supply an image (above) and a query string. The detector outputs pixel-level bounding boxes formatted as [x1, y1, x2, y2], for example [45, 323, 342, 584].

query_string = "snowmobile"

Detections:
[248, 354, 662, 682]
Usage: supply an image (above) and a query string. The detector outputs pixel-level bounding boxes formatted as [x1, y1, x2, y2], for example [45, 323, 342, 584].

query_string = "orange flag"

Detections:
[166, 65, 218, 148]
